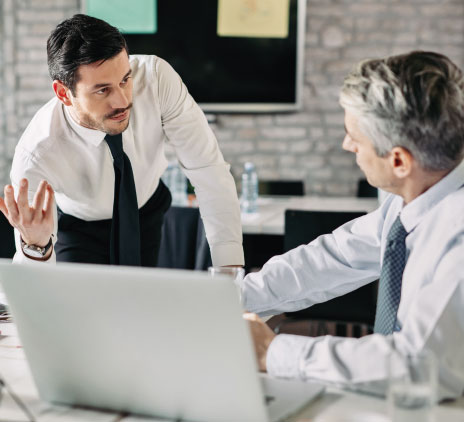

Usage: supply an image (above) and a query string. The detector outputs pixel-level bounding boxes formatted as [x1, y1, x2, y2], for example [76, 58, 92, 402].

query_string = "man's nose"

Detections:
[111, 88, 130, 109]
[342, 135, 355, 152]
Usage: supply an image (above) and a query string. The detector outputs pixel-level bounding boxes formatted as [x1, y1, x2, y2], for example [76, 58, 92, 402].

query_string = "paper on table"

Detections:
[217, 0, 290, 39]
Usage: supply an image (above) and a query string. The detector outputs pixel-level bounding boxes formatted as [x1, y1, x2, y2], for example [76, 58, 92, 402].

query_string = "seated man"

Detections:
[243, 51, 464, 400]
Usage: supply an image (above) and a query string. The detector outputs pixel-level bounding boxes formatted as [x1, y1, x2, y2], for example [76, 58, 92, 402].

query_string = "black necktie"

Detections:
[374, 215, 408, 334]
[105, 133, 141, 266]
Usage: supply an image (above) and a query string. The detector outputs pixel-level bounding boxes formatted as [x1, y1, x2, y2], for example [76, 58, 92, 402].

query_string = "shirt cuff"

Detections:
[12, 249, 57, 265]
[210, 242, 244, 267]
[266, 334, 313, 379]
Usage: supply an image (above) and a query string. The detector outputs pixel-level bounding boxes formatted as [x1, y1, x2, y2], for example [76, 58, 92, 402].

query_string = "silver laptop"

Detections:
[0, 261, 324, 422]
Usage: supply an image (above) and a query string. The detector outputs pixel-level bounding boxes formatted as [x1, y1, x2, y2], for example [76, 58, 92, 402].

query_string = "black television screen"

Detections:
[117, 0, 305, 113]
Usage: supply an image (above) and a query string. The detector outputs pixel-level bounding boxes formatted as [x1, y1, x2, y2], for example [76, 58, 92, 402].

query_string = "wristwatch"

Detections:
[20, 237, 53, 260]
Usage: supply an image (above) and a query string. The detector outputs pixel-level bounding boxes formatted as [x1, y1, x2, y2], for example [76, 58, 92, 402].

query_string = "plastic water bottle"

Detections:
[162, 162, 187, 205]
[161, 162, 174, 190]
[241, 162, 258, 213]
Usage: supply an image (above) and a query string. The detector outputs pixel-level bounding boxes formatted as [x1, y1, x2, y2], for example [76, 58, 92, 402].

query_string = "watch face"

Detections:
[23, 246, 45, 258]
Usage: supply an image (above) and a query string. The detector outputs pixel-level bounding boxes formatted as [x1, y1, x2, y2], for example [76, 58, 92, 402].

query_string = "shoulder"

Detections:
[130, 54, 180, 84]
[12, 97, 68, 183]
[16, 97, 66, 154]
[433, 187, 464, 226]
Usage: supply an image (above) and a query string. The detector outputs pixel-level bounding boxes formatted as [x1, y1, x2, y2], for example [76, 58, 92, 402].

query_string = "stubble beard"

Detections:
[75, 104, 132, 136]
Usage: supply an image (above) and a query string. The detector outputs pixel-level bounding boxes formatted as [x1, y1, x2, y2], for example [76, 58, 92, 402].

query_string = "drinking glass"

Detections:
[387, 350, 437, 422]
[207, 266, 244, 283]
[208, 267, 245, 300]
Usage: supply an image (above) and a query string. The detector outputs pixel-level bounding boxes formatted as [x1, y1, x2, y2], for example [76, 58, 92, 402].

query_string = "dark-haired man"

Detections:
[0, 14, 244, 267]
[243, 51, 464, 400]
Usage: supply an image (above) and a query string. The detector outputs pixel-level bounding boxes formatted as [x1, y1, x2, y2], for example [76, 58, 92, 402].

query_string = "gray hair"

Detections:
[339, 51, 464, 171]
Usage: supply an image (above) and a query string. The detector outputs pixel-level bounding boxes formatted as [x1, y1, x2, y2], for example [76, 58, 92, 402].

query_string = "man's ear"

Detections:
[52, 80, 73, 106]
[389, 146, 413, 179]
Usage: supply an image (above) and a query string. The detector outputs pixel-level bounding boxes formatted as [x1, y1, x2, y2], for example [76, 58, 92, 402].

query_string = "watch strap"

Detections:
[20, 236, 53, 260]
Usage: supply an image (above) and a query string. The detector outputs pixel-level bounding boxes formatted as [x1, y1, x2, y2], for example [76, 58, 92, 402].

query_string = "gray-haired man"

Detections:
[243, 51, 464, 400]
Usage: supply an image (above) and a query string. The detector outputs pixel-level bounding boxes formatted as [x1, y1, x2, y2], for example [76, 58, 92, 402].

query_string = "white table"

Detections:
[241, 196, 379, 235]
[2, 322, 463, 422]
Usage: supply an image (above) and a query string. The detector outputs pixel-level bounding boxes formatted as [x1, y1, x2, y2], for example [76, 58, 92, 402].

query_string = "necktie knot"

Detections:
[387, 216, 408, 243]
[105, 133, 124, 162]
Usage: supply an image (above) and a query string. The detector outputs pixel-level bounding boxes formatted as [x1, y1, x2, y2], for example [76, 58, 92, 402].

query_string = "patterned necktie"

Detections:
[105, 133, 141, 266]
[374, 215, 408, 335]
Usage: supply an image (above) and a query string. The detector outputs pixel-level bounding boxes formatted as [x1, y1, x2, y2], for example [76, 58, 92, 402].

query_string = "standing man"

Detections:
[243, 51, 464, 399]
[0, 14, 244, 267]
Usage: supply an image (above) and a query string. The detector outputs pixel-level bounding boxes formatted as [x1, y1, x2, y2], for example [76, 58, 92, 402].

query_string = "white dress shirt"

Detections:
[10, 55, 244, 267]
[242, 159, 464, 400]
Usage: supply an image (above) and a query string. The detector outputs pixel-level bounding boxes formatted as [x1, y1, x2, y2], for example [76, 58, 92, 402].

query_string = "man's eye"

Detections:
[96, 88, 108, 95]
[121, 77, 130, 85]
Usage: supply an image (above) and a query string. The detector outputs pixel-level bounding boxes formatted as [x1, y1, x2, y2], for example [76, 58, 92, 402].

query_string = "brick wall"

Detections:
[1, 0, 463, 195]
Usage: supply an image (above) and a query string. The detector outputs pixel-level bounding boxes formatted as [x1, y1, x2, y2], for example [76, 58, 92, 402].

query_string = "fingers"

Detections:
[32, 180, 48, 218]
[3, 185, 19, 223]
[16, 178, 29, 210]
[43, 184, 55, 223]
[243, 312, 260, 322]
[0, 197, 8, 219]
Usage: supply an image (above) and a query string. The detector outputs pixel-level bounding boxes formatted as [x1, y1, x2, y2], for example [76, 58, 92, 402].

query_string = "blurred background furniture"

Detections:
[357, 178, 378, 198]
[259, 180, 304, 196]
[268, 209, 378, 338]
[158, 206, 212, 270]
[0, 213, 15, 259]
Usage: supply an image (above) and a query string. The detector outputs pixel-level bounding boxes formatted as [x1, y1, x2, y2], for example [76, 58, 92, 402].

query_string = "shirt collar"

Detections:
[63, 104, 107, 147]
[400, 159, 464, 233]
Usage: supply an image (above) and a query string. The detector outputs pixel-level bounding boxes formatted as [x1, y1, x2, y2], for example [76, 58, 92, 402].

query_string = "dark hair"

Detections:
[47, 14, 128, 95]
[340, 51, 464, 171]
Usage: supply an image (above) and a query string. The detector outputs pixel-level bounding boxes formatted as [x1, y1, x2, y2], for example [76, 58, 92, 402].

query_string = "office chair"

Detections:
[276, 209, 378, 338]
[259, 180, 304, 196]
[0, 213, 15, 259]
[357, 178, 378, 198]
[157, 206, 212, 270]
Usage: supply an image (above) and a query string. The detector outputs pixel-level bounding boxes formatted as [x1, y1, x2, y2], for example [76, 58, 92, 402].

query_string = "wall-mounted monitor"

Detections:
[84, 0, 306, 113]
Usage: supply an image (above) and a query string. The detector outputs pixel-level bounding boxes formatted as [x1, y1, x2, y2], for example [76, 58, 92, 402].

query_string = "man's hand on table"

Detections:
[243, 312, 276, 372]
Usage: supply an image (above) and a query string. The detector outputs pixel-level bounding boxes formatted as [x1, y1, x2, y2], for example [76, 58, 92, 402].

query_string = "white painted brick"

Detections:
[289, 140, 312, 153]
[260, 127, 306, 139]
[217, 115, 255, 128]
[279, 167, 307, 179]
[325, 182, 352, 196]
[321, 25, 348, 48]
[219, 141, 255, 154]
[212, 129, 234, 141]
[253, 115, 274, 126]
[348, 4, 389, 15]
[279, 155, 297, 167]
[420, 4, 464, 17]
[328, 154, 356, 167]
[275, 113, 322, 125]
[17, 10, 65, 23]
[301, 156, 324, 169]
[309, 127, 324, 139]
[257, 140, 288, 153]
[312, 167, 334, 181]
[236, 128, 259, 139]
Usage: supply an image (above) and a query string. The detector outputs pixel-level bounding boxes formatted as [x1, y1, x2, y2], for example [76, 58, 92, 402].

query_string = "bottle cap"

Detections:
[244, 162, 255, 171]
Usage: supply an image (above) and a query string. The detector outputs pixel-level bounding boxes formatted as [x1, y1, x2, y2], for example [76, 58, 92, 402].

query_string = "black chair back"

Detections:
[283, 209, 377, 332]
[357, 178, 378, 198]
[0, 214, 15, 259]
[259, 180, 304, 196]
[158, 206, 212, 270]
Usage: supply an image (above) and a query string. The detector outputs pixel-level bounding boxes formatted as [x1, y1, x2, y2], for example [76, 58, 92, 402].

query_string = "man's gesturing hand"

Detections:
[0, 178, 54, 247]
